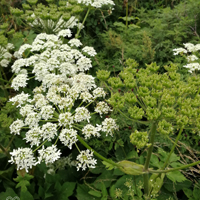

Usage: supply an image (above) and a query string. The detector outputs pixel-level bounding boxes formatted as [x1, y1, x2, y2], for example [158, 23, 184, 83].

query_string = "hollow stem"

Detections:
[143, 122, 157, 196]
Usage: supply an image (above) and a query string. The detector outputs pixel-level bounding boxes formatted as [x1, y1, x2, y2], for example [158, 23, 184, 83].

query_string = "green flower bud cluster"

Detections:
[108, 77, 123, 88]
[10, 8, 24, 16]
[0, 23, 9, 30]
[128, 106, 144, 120]
[130, 130, 150, 149]
[143, 96, 157, 107]
[96, 70, 110, 81]
[27, 0, 38, 5]
[124, 92, 137, 104]
[107, 93, 125, 109]
[146, 107, 161, 121]
[157, 119, 173, 135]
[98, 58, 200, 136]
[146, 62, 160, 72]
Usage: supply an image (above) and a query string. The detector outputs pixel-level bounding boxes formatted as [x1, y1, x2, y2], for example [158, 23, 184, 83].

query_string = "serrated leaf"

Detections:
[150, 154, 161, 168]
[166, 170, 187, 183]
[88, 190, 102, 197]
[14, 171, 34, 192]
[102, 161, 115, 170]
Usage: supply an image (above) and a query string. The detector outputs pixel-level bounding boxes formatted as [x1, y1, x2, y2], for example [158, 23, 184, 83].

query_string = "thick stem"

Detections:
[143, 122, 157, 196]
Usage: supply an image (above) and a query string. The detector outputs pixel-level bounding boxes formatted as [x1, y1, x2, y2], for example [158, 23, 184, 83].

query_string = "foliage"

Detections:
[0, 0, 200, 199]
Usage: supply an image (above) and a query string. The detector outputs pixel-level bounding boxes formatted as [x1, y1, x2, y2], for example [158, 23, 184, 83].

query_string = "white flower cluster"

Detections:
[11, 31, 97, 91]
[173, 43, 200, 73]
[76, 149, 97, 171]
[0, 43, 14, 67]
[77, 0, 115, 8]
[9, 32, 118, 172]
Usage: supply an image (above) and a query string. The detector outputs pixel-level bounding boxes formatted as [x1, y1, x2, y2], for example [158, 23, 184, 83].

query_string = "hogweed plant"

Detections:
[11, 0, 115, 37]
[96, 59, 200, 199]
[8, 30, 120, 175]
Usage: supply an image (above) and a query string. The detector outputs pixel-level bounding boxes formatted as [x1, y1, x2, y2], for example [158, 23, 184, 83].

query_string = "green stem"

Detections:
[161, 127, 183, 170]
[76, 7, 91, 38]
[33, 140, 48, 153]
[77, 135, 121, 168]
[149, 159, 200, 173]
[143, 122, 157, 196]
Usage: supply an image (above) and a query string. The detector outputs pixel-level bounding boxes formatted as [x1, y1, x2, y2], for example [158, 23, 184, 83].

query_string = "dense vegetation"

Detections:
[0, 0, 200, 199]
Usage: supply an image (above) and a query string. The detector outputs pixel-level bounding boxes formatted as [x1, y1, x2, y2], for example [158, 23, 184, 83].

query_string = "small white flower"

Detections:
[79, 91, 93, 103]
[8, 147, 37, 172]
[82, 124, 101, 139]
[68, 38, 82, 47]
[186, 55, 198, 62]
[76, 150, 97, 171]
[0, 59, 10, 67]
[95, 101, 112, 117]
[82, 46, 97, 57]
[74, 107, 91, 122]
[101, 118, 119, 136]
[58, 112, 74, 127]
[9, 92, 31, 107]
[57, 29, 72, 38]
[24, 127, 42, 147]
[93, 87, 106, 98]
[38, 145, 61, 164]
[183, 43, 196, 52]
[59, 128, 78, 149]
[76, 56, 92, 72]
[20, 105, 35, 117]
[172, 48, 187, 55]
[10, 119, 24, 135]
[11, 73, 28, 91]
[41, 123, 57, 141]
[40, 105, 55, 120]
[25, 112, 40, 128]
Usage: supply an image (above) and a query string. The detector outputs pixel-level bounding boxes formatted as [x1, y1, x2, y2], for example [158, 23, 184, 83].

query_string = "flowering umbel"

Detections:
[8, 31, 118, 172]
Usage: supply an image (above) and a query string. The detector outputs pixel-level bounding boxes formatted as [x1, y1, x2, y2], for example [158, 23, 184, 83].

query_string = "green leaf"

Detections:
[0, 187, 19, 199]
[193, 187, 200, 199]
[150, 154, 161, 168]
[101, 182, 108, 197]
[102, 161, 115, 170]
[88, 190, 102, 197]
[183, 188, 193, 198]
[20, 190, 34, 200]
[58, 182, 76, 199]
[166, 170, 187, 183]
[119, 16, 139, 21]
[76, 184, 95, 200]
[126, 150, 138, 159]
[14, 172, 34, 192]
